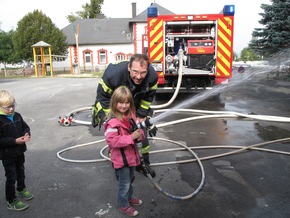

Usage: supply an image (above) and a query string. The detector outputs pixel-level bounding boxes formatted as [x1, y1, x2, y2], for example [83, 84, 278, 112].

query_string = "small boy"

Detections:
[0, 90, 33, 211]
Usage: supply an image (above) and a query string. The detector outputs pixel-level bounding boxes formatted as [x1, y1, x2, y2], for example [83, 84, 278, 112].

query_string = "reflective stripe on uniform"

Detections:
[96, 102, 102, 111]
[149, 82, 158, 91]
[103, 108, 110, 114]
[141, 145, 150, 154]
[140, 99, 151, 110]
[100, 79, 113, 95]
[96, 102, 110, 114]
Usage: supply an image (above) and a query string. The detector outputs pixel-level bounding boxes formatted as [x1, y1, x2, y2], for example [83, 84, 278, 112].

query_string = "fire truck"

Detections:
[146, 5, 235, 94]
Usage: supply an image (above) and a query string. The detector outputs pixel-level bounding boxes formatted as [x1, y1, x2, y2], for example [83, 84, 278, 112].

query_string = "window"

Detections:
[82, 50, 93, 64]
[115, 52, 125, 61]
[85, 52, 91, 63]
[99, 51, 106, 63]
[97, 49, 107, 64]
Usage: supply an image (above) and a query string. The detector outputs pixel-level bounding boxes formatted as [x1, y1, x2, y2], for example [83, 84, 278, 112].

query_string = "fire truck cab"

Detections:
[146, 5, 235, 93]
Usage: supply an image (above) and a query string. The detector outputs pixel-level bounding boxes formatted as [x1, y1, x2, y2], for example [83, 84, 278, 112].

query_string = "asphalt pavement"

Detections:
[0, 69, 290, 218]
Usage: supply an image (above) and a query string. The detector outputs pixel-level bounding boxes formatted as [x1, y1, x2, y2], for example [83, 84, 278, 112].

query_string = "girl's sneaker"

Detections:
[129, 198, 142, 206]
[7, 198, 29, 211]
[119, 205, 139, 217]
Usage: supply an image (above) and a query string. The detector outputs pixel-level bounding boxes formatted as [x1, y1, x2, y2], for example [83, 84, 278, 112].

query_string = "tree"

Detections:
[67, 0, 104, 23]
[240, 47, 260, 61]
[249, 0, 290, 58]
[0, 30, 14, 63]
[0, 30, 15, 76]
[12, 10, 68, 61]
[233, 51, 239, 61]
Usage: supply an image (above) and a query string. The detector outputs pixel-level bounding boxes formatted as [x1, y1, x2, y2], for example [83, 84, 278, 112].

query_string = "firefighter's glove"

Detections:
[148, 124, 158, 137]
[145, 117, 158, 137]
[92, 106, 98, 128]
[92, 106, 106, 130]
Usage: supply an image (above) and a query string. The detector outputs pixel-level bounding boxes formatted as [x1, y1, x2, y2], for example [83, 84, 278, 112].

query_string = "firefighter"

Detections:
[92, 53, 158, 178]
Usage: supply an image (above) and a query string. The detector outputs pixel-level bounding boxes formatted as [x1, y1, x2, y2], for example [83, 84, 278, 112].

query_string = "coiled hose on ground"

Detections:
[57, 50, 290, 200]
[57, 108, 290, 200]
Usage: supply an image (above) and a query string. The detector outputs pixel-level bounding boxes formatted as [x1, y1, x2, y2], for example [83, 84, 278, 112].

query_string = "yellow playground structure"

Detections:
[32, 41, 66, 77]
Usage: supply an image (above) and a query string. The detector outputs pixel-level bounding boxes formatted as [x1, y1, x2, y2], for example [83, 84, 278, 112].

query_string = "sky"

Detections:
[0, 0, 271, 54]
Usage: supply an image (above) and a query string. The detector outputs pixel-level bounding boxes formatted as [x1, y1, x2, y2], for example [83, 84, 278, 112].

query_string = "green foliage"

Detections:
[0, 30, 15, 63]
[67, 14, 78, 23]
[240, 47, 260, 61]
[12, 10, 68, 61]
[249, 0, 290, 58]
[66, 0, 104, 23]
[233, 51, 239, 61]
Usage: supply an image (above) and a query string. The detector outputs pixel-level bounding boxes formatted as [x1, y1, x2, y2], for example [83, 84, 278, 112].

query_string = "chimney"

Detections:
[132, 2, 136, 18]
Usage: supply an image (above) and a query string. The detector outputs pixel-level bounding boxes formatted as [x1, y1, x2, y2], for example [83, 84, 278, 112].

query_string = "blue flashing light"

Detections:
[147, 7, 158, 18]
[223, 5, 235, 16]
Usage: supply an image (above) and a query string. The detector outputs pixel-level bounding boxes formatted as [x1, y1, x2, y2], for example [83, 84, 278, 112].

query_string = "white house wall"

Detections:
[54, 22, 148, 73]
[54, 43, 134, 73]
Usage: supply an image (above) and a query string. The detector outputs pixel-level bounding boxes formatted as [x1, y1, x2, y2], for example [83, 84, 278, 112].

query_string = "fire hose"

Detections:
[56, 111, 290, 201]
[57, 49, 290, 200]
[130, 117, 205, 200]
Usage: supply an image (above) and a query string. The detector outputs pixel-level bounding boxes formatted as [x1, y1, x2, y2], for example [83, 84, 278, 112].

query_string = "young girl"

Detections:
[104, 86, 144, 217]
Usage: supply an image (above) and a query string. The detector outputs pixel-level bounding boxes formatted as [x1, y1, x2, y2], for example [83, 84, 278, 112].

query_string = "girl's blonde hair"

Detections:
[107, 86, 135, 120]
[0, 90, 15, 106]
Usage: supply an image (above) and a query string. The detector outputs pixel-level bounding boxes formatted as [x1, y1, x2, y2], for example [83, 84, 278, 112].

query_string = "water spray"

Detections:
[57, 48, 290, 200]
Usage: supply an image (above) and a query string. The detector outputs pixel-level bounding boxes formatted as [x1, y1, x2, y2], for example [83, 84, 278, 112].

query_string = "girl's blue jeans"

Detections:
[115, 166, 135, 207]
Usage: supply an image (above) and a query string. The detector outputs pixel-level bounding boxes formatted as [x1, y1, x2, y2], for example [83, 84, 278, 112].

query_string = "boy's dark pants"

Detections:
[2, 154, 26, 203]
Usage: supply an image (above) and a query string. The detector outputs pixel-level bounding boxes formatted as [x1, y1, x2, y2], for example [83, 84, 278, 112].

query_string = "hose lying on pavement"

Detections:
[57, 109, 290, 200]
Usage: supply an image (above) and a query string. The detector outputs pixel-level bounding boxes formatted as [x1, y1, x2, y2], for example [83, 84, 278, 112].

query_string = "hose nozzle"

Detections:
[139, 117, 158, 137]
[139, 117, 153, 129]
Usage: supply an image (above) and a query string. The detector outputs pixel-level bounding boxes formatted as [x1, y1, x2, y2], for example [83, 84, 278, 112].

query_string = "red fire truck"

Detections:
[146, 5, 235, 93]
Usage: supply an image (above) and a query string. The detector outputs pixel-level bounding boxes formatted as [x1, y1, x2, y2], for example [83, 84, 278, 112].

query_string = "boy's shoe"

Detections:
[119, 205, 139, 217]
[18, 188, 33, 200]
[129, 198, 142, 206]
[7, 198, 29, 211]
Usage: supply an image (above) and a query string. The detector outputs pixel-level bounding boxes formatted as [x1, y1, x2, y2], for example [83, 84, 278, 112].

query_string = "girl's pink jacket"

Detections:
[104, 114, 143, 169]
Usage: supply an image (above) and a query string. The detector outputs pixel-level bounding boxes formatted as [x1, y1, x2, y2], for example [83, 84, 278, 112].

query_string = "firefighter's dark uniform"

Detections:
[93, 61, 158, 176]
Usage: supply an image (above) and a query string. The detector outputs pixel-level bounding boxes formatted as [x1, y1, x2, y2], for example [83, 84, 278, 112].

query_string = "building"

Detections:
[61, 3, 173, 73]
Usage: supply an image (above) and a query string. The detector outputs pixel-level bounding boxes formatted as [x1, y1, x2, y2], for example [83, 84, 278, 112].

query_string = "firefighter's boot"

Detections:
[136, 153, 156, 178]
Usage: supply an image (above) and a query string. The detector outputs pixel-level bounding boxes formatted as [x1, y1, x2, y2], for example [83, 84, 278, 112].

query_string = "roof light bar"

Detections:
[223, 5, 235, 16]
